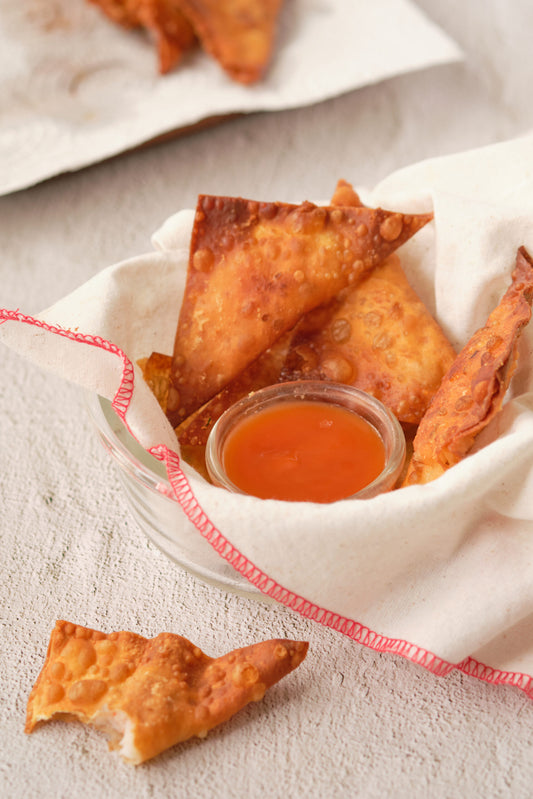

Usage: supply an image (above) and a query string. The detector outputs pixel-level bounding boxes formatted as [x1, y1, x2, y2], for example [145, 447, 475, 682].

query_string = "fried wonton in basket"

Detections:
[26, 620, 308, 765]
[166, 193, 433, 426]
[140, 333, 295, 475]
[280, 181, 456, 424]
[404, 246, 533, 485]
[281, 253, 457, 424]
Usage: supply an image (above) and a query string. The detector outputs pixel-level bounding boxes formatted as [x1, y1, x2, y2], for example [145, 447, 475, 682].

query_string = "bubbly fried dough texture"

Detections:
[404, 246, 533, 485]
[25, 621, 308, 765]
[166, 193, 433, 426]
[280, 181, 455, 424]
[88, 0, 196, 73]
[282, 254, 457, 424]
[176, 331, 294, 448]
[176, 0, 284, 83]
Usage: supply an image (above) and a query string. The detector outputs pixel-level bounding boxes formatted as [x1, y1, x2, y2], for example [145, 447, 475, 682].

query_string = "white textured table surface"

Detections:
[2, 1, 533, 797]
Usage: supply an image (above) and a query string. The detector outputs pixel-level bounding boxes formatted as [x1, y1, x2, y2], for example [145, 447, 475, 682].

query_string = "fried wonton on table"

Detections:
[177, 0, 285, 84]
[166, 193, 433, 426]
[403, 246, 533, 486]
[25, 620, 308, 765]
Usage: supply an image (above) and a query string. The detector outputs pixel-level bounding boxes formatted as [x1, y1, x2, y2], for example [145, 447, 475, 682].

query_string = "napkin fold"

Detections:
[0, 0, 461, 195]
[3, 133, 533, 697]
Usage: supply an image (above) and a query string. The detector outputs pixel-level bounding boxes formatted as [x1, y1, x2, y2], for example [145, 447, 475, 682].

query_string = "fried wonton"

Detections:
[279, 182, 455, 424]
[281, 253, 457, 424]
[138, 351, 173, 412]
[176, 0, 285, 83]
[166, 194, 433, 426]
[26, 620, 308, 765]
[175, 329, 294, 448]
[403, 246, 533, 485]
[137, 0, 197, 73]
[140, 335, 295, 476]
[88, 0, 196, 73]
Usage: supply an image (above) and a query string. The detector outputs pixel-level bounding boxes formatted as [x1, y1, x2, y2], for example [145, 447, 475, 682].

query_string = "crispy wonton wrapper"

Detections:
[281, 181, 456, 424]
[137, 0, 198, 73]
[404, 246, 533, 485]
[177, 0, 285, 84]
[140, 333, 294, 475]
[167, 194, 433, 426]
[87, 0, 284, 81]
[25, 620, 308, 765]
[88, 0, 197, 73]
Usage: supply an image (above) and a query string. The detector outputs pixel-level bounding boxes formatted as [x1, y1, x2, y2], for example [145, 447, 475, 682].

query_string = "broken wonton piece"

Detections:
[167, 194, 433, 426]
[404, 246, 533, 485]
[176, 0, 285, 83]
[25, 620, 308, 765]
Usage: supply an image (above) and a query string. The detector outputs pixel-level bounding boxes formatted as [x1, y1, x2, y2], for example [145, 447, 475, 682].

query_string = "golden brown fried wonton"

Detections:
[26, 620, 308, 765]
[166, 194, 433, 426]
[138, 0, 197, 73]
[88, 0, 196, 73]
[404, 246, 533, 485]
[281, 253, 457, 424]
[176, 0, 285, 83]
[176, 329, 295, 448]
[279, 181, 456, 424]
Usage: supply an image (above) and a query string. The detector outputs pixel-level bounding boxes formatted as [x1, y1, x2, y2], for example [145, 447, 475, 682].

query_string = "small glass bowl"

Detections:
[205, 381, 406, 502]
[84, 392, 265, 599]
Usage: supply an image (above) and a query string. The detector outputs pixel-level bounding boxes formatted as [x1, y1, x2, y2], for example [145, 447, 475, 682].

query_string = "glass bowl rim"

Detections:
[205, 380, 406, 502]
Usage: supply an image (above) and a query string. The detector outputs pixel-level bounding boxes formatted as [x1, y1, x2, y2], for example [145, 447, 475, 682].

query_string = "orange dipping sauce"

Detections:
[221, 400, 386, 503]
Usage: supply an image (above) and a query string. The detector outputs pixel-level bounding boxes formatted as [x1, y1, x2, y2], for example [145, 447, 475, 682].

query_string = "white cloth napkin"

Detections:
[3, 132, 533, 696]
[0, 0, 461, 195]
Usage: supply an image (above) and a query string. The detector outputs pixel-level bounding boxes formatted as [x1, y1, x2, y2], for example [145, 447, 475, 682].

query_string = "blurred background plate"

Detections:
[0, 0, 461, 196]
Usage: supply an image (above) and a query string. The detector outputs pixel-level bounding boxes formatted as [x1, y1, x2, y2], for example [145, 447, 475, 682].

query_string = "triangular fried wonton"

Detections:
[176, 0, 285, 83]
[279, 180, 456, 424]
[403, 246, 533, 485]
[88, 0, 196, 73]
[138, 0, 197, 73]
[281, 253, 457, 424]
[166, 194, 432, 426]
[26, 620, 308, 765]
[176, 329, 294, 444]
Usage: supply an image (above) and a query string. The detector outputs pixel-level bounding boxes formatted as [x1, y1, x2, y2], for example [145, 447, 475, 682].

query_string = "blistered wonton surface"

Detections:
[26, 620, 308, 764]
[167, 194, 433, 426]
[404, 246, 533, 485]
[280, 182, 456, 424]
